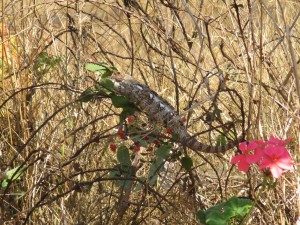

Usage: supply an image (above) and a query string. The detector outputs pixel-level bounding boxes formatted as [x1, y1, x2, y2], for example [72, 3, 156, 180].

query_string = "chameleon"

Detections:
[109, 73, 241, 153]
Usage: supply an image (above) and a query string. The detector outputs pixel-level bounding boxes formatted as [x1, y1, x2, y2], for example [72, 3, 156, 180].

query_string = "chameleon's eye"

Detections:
[159, 102, 165, 109]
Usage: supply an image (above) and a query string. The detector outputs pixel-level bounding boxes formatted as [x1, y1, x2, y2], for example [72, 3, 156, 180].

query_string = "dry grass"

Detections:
[0, 0, 299, 224]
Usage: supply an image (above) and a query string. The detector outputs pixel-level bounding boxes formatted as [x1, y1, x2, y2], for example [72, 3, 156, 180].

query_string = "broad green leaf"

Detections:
[79, 88, 94, 102]
[155, 143, 172, 159]
[205, 216, 228, 225]
[196, 197, 253, 225]
[120, 106, 136, 121]
[226, 197, 253, 218]
[117, 145, 131, 166]
[2, 165, 26, 188]
[115, 168, 133, 190]
[85, 63, 107, 72]
[148, 174, 158, 186]
[148, 158, 164, 186]
[109, 164, 132, 190]
[109, 164, 131, 178]
[99, 79, 114, 92]
[85, 63, 116, 78]
[101, 63, 116, 78]
[131, 136, 148, 147]
[111, 96, 130, 108]
[181, 156, 193, 171]
[101, 70, 113, 78]
[196, 211, 207, 224]
[197, 208, 228, 225]
[94, 83, 113, 96]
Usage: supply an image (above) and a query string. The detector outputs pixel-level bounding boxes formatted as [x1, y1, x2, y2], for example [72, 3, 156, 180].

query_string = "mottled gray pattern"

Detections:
[110, 73, 239, 153]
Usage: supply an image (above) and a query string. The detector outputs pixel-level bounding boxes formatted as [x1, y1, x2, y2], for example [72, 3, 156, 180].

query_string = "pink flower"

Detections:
[231, 154, 251, 172]
[232, 136, 293, 178]
[266, 135, 290, 147]
[231, 142, 263, 172]
[259, 146, 292, 178]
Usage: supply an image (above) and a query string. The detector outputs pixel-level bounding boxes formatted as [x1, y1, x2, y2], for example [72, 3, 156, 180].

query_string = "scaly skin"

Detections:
[110, 73, 239, 153]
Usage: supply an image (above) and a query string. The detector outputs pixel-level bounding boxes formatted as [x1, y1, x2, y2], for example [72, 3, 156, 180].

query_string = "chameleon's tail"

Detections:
[172, 125, 241, 153]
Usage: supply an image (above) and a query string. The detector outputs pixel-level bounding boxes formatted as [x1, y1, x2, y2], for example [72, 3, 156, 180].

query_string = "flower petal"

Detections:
[237, 159, 250, 172]
[269, 165, 283, 178]
[276, 159, 292, 170]
[239, 142, 247, 152]
[259, 158, 274, 169]
[231, 155, 243, 164]
[263, 146, 285, 158]
[246, 154, 262, 164]
[267, 135, 287, 147]
[248, 141, 259, 150]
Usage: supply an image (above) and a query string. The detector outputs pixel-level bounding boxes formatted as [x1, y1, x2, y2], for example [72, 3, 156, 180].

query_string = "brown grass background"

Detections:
[0, 0, 299, 224]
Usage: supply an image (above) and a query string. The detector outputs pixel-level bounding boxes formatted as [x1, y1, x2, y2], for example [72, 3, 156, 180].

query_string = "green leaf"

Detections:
[109, 164, 130, 178]
[101, 70, 113, 78]
[85, 63, 107, 72]
[205, 216, 228, 225]
[2, 165, 26, 188]
[196, 197, 253, 225]
[147, 144, 172, 186]
[196, 211, 207, 224]
[109, 164, 132, 190]
[111, 96, 130, 108]
[216, 134, 227, 147]
[92, 78, 115, 96]
[85, 63, 116, 78]
[120, 105, 136, 121]
[181, 156, 193, 171]
[131, 136, 148, 147]
[94, 84, 113, 96]
[226, 197, 253, 218]
[79, 88, 95, 102]
[155, 143, 172, 159]
[197, 205, 228, 225]
[148, 158, 164, 186]
[117, 145, 131, 166]
[99, 79, 114, 92]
